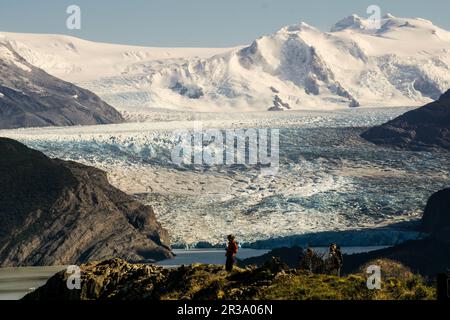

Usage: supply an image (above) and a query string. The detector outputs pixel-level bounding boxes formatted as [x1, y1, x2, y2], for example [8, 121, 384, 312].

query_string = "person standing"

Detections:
[335, 245, 343, 277]
[300, 247, 315, 273]
[329, 243, 343, 277]
[225, 235, 238, 272]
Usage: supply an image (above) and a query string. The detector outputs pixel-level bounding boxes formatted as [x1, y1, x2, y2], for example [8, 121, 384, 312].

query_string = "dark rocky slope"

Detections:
[0, 42, 124, 129]
[342, 237, 450, 276]
[421, 188, 450, 241]
[361, 90, 450, 151]
[0, 138, 172, 266]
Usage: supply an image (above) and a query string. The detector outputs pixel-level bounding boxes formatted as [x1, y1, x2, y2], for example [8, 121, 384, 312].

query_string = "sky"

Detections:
[1, 0, 449, 47]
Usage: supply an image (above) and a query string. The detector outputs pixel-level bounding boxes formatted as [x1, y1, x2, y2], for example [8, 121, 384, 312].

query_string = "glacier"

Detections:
[1, 108, 449, 248]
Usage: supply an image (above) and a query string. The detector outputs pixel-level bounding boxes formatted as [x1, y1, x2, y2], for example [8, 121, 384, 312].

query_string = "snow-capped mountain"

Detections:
[0, 42, 124, 129]
[2, 14, 450, 116]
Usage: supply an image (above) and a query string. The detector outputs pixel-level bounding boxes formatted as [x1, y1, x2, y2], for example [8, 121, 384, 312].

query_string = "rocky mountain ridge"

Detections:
[0, 138, 172, 266]
[0, 42, 124, 129]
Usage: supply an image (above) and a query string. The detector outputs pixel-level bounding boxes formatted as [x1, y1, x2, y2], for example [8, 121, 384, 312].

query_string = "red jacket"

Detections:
[226, 241, 238, 256]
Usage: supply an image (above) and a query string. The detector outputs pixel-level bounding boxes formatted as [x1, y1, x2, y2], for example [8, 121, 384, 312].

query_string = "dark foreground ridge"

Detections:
[0, 42, 124, 129]
[361, 90, 450, 151]
[0, 138, 172, 266]
[23, 257, 435, 300]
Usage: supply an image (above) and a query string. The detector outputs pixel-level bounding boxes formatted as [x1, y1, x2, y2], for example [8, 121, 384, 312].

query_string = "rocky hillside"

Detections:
[422, 188, 450, 241]
[23, 258, 435, 300]
[361, 90, 450, 151]
[0, 138, 172, 266]
[0, 42, 124, 129]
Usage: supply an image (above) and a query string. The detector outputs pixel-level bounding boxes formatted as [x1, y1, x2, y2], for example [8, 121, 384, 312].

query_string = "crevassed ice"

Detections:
[1, 108, 449, 247]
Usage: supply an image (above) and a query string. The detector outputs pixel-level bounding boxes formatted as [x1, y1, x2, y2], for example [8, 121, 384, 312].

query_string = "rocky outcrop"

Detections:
[240, 247, 304, 268]
[361, 90, 450, 151]
[0, 138, 172, 266]
[23, 258, 170, 300]
[268, 95, 291, 111]
[0, 43, 124, 129]
[421, 188, 450, 241]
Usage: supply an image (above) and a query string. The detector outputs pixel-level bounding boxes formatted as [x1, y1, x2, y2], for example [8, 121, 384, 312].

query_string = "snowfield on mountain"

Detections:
[2, 14, 450, 117]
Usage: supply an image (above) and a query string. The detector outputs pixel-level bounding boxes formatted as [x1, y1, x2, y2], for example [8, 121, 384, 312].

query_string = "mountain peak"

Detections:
[330, 13, 441, 34]
[330, 14, 366, 32]
[383, 13, 396, 19]
[279, 22, 318, 34]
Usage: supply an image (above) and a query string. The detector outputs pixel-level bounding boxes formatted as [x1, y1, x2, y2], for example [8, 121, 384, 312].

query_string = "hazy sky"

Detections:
[1, 0, 449, 47]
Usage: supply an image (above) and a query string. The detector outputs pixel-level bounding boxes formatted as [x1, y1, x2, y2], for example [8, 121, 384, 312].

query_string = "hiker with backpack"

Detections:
[328, 243, 344, 277]
[225, 234, 238, 272]
[299, 247, 315, 273]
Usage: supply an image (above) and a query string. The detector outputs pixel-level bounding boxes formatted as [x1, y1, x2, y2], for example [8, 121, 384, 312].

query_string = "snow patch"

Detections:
[0, 44, 31, 72]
